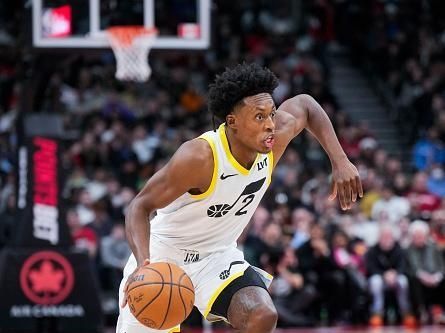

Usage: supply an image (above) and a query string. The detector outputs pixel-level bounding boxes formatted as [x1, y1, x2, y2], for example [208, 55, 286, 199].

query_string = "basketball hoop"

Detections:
[106, 26, 157, 82]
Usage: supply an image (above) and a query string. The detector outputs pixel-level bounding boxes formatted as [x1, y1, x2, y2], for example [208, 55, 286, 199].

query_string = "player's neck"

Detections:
[225, 127, 257, 170]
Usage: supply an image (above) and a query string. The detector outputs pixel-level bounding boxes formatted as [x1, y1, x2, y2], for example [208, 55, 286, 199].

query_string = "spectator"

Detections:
[331, 230, 368, 323]
[427, 165, 445, 198]
[406, 220, 445, 325]
[100, 224, 131, 292]
[412, 127, 445, 171]
[290, 207, 314, 250]
[2, 1, 445, 328]
[67, 208, 98, 259]
[371, 180, 410, 224]
[406, 172, 441, 220]
[89, 201, 113, 238]
[366, 226, 415, 327]
[239, 205, 271, 249]
[269, 247, 318, 327]
[297, 223, 346, 323]
[76, 188, 95, 226]
[244, 222, 282, 269]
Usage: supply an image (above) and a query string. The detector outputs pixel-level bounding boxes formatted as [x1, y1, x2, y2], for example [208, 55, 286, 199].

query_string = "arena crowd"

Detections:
[0, 0, 444, 329]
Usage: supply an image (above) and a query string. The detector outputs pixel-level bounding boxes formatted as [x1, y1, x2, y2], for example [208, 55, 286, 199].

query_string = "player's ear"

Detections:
[226, 114, 236, 129]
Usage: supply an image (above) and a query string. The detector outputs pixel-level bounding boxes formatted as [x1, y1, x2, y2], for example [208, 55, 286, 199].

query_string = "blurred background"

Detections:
[1, 0, 445, 332]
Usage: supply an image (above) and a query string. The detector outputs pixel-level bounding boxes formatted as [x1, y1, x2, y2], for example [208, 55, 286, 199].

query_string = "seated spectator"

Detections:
[239, 205, 270, 249]
[290, 207, 314, 250]
[331, 230, 368, 324]
[427, 165, 445, 198]
[332, 231, 367, 288]
[412, 127, 445, 171]
[406, 172, 441, 220]
[244, 222, 282, 269]
[398, 217, 412, 249]
[407, 220, 445, 325]
[67, 208, 98, 260]
[393, 172, 410, 197]
[366, 226, 415, 327]
[297, 223, 346, 324]
[359, 172, 382, 219]
[89, 200, 113, 238]
[338, 126, 361, 159]
[343, 205, 380, 245]
[384, 156, 402, 179]
[100, 223, 131, 292]
[371, 180, 410, 224]
[269, 247, 318, 327]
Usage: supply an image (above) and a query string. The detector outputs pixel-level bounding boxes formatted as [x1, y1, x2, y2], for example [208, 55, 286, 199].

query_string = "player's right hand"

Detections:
[329, 158, 363, 210]
[121, 258, 150, 308]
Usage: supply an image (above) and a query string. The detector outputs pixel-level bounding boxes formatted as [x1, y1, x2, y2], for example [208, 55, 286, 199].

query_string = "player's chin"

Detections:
[257, 143, 272, 154]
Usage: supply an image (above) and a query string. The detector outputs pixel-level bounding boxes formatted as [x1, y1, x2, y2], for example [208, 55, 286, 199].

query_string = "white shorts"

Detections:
[116, 236, 273, 333]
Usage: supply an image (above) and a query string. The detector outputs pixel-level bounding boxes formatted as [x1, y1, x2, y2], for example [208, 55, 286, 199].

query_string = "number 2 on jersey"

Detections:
[206, 177, 265, 218]
[235, 194, 255, 216]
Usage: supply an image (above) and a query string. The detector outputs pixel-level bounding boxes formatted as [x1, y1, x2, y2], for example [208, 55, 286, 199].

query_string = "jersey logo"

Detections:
[257, 157, 268, 171]
[183, 250, 200, 264]
[207, 177, 266, 218]
[220, 173, 237, 180]
[219, 261, 244, 280]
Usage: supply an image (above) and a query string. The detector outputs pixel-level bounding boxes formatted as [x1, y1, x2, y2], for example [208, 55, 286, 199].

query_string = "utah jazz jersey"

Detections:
[150, 123, 273, 255]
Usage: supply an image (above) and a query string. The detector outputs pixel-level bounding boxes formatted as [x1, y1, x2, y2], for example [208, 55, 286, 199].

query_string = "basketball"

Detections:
[127, 262, 195, 330]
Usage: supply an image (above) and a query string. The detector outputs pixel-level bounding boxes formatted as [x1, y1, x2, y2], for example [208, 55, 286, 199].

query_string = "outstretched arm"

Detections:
[274, 94, 363, 210]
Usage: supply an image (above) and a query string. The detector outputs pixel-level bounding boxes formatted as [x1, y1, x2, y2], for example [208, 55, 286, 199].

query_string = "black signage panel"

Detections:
[0, 248, 103, 332]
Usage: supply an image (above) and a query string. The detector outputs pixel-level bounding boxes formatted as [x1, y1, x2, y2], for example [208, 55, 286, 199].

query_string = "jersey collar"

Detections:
[218, 124, 259, 176]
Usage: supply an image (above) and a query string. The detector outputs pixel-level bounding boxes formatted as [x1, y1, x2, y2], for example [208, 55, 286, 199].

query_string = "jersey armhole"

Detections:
[190, 135, 218, 200]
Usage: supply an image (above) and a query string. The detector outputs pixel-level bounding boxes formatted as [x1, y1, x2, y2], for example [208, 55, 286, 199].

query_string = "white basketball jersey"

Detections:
[150, 123, 273, 254]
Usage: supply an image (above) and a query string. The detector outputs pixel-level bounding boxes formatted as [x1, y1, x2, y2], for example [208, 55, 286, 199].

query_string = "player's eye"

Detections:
[271, 111, 276, 118]
[255, 114, 264, 120]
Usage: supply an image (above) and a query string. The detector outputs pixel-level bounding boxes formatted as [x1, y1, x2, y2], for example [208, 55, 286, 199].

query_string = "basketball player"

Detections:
[117, 63, 363, 333]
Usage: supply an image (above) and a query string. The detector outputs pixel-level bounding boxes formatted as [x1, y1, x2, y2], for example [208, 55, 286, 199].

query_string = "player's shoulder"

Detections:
[171, 137, 214, 169]
[167, 138, 214, 189]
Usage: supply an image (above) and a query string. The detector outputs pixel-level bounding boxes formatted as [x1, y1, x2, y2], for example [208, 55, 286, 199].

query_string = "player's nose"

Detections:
[265, 114, 275, 131]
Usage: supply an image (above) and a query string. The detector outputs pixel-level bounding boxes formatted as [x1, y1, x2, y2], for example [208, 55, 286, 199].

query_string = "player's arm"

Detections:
[125, 139, 213, 267]
[274, 94, 363, 210]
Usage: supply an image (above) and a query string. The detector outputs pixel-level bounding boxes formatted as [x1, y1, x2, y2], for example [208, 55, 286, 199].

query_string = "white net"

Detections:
[107, 27, 157, 82]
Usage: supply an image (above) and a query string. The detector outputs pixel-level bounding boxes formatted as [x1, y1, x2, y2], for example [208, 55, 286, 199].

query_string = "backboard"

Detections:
[32, 0, 211, 49]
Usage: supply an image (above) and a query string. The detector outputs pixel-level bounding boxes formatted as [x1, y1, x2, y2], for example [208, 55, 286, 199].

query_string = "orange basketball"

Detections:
[127, 262, 195, 330]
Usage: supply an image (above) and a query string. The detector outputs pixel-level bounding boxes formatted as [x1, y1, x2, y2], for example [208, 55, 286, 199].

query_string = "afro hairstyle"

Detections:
[208, 63, 279, 123]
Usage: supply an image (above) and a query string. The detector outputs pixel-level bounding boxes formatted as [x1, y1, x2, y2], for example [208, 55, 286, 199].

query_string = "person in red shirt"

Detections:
[66, 208, 98, 259]
[406, 172, 441, 219]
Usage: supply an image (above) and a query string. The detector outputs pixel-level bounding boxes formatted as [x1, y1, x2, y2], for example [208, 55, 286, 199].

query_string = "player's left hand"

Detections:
[329, 158, 363, 210]
[121, 258, 150, 308]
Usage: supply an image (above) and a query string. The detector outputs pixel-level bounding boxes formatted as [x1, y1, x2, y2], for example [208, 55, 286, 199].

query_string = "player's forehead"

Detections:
[242, 93, 275, 110]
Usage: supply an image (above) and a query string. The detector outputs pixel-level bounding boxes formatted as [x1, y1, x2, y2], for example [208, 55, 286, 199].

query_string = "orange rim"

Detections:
[107, 26, 158, 47]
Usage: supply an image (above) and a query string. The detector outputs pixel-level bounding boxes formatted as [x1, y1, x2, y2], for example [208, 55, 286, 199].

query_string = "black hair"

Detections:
[208, 63, 279, 128]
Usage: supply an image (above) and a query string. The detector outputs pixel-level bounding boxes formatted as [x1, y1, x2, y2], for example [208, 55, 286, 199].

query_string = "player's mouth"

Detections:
[264, 135, 275, 149]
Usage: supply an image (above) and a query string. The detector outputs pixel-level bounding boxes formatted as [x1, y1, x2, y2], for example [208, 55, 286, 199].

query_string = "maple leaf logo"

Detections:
[20, 251, 75, 305]
[29, 260, 65, 293]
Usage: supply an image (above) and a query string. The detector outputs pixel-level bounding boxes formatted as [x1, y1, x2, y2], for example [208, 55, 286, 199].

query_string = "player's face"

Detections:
[229, 93, 276, 154]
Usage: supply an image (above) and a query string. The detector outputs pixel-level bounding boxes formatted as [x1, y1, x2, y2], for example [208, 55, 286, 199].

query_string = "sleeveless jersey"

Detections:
[150, 123, 273, 254]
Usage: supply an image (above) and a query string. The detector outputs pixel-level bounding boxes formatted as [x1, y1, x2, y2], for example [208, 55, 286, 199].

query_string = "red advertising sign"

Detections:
[178, 23, 201, 39]
[42, 5, 72, 38]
